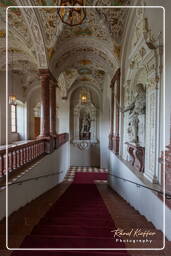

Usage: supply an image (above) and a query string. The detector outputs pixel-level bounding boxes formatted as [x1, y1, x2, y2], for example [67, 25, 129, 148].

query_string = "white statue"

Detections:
[81, 114, 91, 134]
[124, 83, 146, 144]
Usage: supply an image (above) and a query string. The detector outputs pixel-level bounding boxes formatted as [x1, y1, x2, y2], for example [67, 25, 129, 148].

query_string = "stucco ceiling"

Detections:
[0, 0, 132, 94]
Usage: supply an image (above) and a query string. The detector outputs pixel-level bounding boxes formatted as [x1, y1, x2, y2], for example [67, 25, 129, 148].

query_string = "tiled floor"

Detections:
[64, 166, 108, 182]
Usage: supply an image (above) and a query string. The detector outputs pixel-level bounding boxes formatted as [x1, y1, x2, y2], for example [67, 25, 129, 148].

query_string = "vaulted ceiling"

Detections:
[0, 0, 132, 96]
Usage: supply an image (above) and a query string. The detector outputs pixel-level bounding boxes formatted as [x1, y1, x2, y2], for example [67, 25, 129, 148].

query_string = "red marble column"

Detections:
[109, 68, 120, 154]
[109, 82, 115, 150]
[115, 69, 120, 137]
[49, 80, 57, 136]
[39, 70, 50, 137]
[113, 68, 120, 154]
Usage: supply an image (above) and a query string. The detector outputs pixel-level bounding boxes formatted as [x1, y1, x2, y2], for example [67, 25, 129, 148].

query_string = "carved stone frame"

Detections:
[123, 11, 163, 183]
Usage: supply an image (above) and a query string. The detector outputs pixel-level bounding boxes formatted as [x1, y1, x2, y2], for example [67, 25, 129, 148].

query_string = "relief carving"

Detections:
[124, 83, 146, 145]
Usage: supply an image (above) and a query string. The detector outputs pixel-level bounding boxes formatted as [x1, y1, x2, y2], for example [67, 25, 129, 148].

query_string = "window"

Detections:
[11, 104, 17, 132]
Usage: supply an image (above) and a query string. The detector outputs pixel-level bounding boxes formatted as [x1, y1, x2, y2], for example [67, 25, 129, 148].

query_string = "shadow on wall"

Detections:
[70, 143, 100, 167]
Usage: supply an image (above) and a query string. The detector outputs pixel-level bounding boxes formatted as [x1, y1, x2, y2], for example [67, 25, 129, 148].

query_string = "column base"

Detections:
[112, 135, 120, 154]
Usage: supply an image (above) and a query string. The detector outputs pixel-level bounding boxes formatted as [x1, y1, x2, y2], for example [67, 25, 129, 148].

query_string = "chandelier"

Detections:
[80, 88, 89, 104]
[58, 0, 86, 26]
[9, 49, 16, 105]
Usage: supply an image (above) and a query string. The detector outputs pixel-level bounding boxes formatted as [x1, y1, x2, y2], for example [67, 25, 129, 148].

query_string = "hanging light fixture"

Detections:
[81, 95, 87, 103]
[80, 88, 88, 104]
[58, 0, 86, 26]
[9, 49, 16, 105]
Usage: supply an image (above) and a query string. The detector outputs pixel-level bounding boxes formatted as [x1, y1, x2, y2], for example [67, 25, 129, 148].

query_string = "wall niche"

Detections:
[70, 87, 99, 151]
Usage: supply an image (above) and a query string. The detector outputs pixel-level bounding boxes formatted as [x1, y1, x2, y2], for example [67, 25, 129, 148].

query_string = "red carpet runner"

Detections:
[12, 167, 130, 256]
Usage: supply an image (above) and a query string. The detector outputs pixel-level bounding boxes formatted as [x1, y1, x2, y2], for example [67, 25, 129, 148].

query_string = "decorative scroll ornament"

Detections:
[77, 141, 89, 150]
[72, 140, 98, 151]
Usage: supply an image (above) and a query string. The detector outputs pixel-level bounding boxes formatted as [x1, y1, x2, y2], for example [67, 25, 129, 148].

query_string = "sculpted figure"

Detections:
[124, 83, 146, 144]
[81, 114, 91, 134]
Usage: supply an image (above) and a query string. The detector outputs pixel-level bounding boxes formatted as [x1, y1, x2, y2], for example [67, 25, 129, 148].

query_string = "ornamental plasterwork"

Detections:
[15, 0, 48, 68]
[0, 1, 36, 62]
[58, 73, 67, 98]
[94, 0, 131, 44]
[7, 8, 34, 49]
[62, 69, 78, 91]
[52, 36, 118, 66]
[51, 40, 117, 79]
[0, 47, 37, 71]
[0, 0, 48, 68]
[71, 80, 102, 98]
[131, 8, 157, 51]
[66, 63, 105, 90]
[57, 8, 113, 48]
[53, 49, 115, 80]
[58, 69, 79, 98]
[58, 66, 105, 98]
[78, 75, 104, 91]
[123, 8, 163, 183]
[125, 12, 162, 90]
[36, 7, 63, 48]
[68, 59, 106, 78]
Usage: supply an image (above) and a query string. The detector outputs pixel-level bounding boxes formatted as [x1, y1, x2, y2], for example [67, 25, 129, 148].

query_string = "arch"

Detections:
[26, 85, 40, 101]
[14, 2, 48, 68]
[50, 37, 119, 79]
[68, 82, 102, 111]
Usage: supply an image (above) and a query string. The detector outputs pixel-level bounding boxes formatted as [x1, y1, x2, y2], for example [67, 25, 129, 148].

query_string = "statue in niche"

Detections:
[124, 83, 146, 144]
[80, 113, 91, 140]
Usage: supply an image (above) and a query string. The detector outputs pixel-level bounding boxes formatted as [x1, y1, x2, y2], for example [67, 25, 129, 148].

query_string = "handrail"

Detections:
[108, 172, 171, 199]
[0, 138, 46, 155]
[0, 133, 69, 178]
[0, 171, 65, 191]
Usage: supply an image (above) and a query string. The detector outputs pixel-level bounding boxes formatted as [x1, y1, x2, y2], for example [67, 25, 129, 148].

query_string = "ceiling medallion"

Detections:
[58, 0, 86, 26]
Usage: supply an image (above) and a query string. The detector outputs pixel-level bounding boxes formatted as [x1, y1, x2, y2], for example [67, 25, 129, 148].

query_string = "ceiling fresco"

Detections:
[0, 1, 36, 57]
[0, 0, 132, 96]
[56, 8, 112, 46]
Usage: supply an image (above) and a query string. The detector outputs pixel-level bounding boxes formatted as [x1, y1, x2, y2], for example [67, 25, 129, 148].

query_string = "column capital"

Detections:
[39, 69, 50, 78]
[39, 69, 57, 83]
